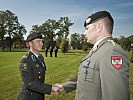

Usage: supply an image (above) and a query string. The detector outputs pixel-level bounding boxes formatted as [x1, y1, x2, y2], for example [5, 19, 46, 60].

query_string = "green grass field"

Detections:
[0, 50, 133, 100]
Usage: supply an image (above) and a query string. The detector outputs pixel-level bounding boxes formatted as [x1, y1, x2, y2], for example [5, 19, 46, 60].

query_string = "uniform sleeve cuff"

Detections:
[45, 84, 52, 95]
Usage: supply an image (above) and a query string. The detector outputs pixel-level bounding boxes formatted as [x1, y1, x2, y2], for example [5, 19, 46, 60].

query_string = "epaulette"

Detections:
[108, 40, 116, 46]
[22, 55, 28, 59]
[20, 55, 27, 61]
[20, 52, 30, 61]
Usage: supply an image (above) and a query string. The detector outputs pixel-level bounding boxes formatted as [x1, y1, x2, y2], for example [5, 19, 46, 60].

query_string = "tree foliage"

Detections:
[113, 35, 133, 51]
[57, 17, 74, 38]
[30, 17, 73, 48]
[60, 38, 69, 53]
[70, 33, 92, 51]
[0, 10, 26, 51]
[70, 33, 81, 49]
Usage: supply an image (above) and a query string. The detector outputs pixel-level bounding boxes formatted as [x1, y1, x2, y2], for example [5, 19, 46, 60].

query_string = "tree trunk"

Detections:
[9, 36, 12, 51]
[51, 33, 53, 47]
[2, 36, 4, 51]
[19, 39, 21, 49]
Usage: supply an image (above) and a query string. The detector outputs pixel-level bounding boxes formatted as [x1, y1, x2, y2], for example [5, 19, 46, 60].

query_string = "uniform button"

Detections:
[31, 93, 32, 95]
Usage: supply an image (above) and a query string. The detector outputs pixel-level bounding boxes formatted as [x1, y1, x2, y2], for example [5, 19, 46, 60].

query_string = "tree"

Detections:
[82, 38, 92, 51]
[60, 38, 69, 53]
[0, 10, 26, 51]
[80, 34, 93, 51]
[57, 17, 74, 39]
[3, 10, 19, 51]
[70, 33, 81, 49]
[80, 34, 85, 48]
[56, 37, 62, 48]
[13, 24, 27, 49]
[30, 17, 74, 49]
[30, 19, 60, 48]
[42, 19, 59, 48]
[30, 25, 41, 33]
[128, 35, 133, 43]
[0, 10, 8, 51]
[119, 36, 131, 51]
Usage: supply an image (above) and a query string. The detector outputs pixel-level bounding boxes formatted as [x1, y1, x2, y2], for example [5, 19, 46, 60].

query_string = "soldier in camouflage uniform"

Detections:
[55, 11, 130, 100]
[18, 32, 59, 100]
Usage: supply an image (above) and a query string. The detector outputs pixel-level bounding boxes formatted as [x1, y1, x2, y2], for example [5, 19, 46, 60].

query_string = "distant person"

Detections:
[54, 46, 58, 57]
[49, 46, 53, 57]
[55, 11, 130, 100]
[18, 32, 59, 100]
[45, 47, 48, 57]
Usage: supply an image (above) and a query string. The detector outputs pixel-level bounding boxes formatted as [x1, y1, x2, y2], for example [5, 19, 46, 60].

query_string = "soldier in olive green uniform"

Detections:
[18, 33, 59, 100]
[56, 11, 130, 100]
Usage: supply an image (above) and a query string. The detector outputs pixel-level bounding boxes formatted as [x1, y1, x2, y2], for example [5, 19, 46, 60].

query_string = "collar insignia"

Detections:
[31, 55, 36, 61]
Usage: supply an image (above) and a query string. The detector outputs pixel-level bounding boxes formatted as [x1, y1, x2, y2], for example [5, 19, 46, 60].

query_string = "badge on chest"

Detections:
[31, 55, 36, 61]
[38, 72, 42, 80]
[83, 60, 91, 73]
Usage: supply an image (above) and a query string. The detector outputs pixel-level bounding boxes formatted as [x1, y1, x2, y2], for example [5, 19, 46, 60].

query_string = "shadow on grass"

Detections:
[65, 53, 78, 55]
[57, 56, 69, 58]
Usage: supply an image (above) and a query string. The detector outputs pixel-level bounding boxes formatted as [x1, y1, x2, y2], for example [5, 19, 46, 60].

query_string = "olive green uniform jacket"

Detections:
[18, 51, 52, 100]
[63, 37, 130, 100]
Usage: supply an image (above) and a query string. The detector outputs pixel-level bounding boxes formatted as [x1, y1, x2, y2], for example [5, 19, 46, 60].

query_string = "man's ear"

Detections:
[28, 41, 33, 47]
[26, 42, 30, 48]
[96, 22, 103, 33]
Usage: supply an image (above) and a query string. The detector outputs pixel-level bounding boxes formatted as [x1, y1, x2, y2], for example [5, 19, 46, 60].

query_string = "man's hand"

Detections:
[54, 83, 64, 91]
[52, 85, 60, 94]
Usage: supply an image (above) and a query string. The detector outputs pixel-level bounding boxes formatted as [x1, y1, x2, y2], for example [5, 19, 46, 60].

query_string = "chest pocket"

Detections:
[36, 62, 46, 72]
[82, 59, 96, 82]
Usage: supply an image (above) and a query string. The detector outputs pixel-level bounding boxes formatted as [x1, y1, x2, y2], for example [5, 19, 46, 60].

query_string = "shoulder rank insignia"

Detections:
[31, 55, 36, 61]
[93, 46, 98, 52]
[20, 56, 27, 61]
[108, 40, 116, 46]
[22, 56, 27, 59]
[21, 63, 27, 70]
[111, 56, 122, 69]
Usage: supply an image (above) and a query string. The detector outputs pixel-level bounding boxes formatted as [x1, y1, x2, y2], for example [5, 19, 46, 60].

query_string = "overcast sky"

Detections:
[1, 0, 133, 39]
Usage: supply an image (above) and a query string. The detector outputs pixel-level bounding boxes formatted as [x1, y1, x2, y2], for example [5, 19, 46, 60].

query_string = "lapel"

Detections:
[81, 49, 93, 63]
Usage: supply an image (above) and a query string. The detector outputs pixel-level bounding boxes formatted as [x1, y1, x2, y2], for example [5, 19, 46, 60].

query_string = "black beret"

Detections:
[84, 11, 113, 27]
[26, 32, 42, 42]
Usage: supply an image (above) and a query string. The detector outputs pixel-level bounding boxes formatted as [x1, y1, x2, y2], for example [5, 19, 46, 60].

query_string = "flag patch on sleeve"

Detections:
[111, 56, 123, 69]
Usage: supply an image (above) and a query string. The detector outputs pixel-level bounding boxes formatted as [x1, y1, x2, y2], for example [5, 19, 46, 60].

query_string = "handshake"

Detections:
[52, 83, 64, 94]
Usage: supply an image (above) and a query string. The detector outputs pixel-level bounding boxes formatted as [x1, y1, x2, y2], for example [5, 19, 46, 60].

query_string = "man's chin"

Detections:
[87, 40, 93, 44]
[87, 40, 91, 43]
[38, 48, 42, 52]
